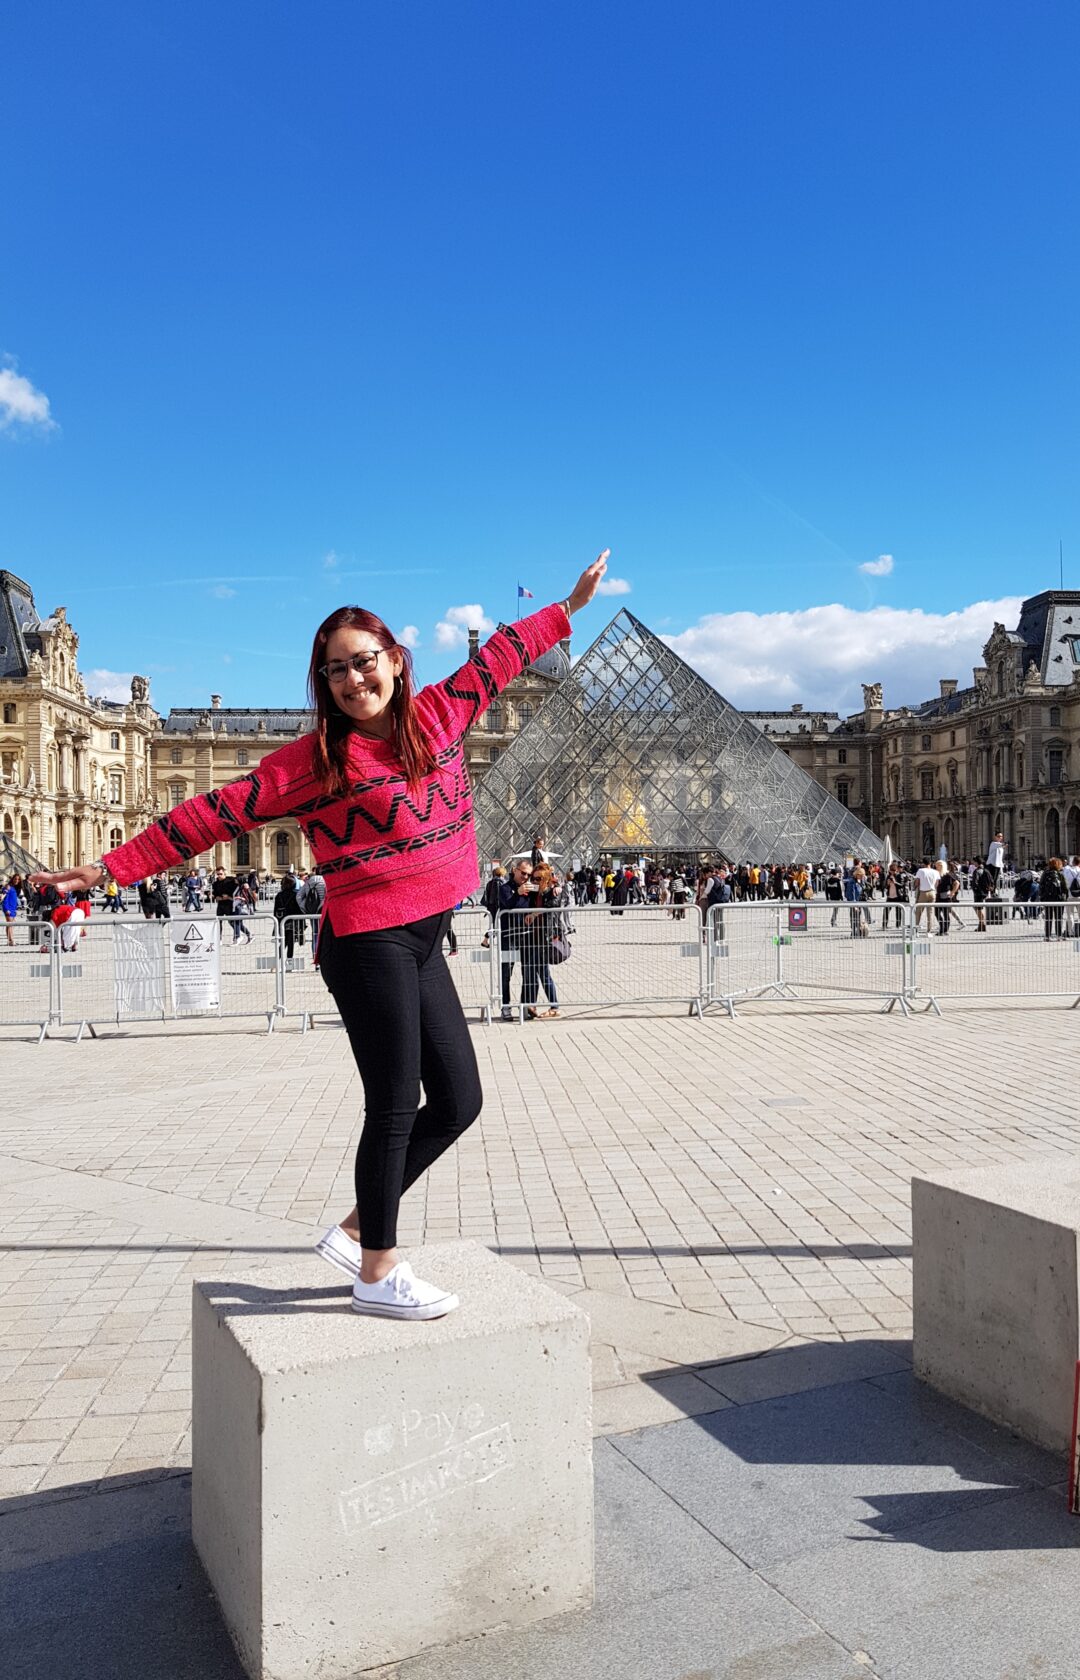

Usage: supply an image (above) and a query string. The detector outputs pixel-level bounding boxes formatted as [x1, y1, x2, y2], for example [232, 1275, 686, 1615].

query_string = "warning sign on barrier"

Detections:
[171, 920, 221, 1012]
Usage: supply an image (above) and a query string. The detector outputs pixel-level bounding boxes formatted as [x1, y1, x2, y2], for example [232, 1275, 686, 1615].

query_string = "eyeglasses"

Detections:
[319, 650, 384, 684]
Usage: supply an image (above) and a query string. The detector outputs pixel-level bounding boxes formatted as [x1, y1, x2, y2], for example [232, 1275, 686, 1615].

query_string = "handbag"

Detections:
[550, 934, 570, 965]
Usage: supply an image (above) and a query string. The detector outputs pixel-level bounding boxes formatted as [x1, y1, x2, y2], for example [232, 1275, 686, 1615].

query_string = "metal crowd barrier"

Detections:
[494, 904, 704, 1018]
[705, 901, 910, 1017]
[0, 922, 56, 1040]
[6, 894, 1080, 1038]
[447, 907, 496, 1022]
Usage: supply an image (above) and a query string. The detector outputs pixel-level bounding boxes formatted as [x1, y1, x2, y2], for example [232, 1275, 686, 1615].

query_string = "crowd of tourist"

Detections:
[5, 839, 1079, 964]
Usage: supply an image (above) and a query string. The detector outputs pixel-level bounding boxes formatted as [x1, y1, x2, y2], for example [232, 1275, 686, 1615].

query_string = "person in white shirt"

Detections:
[1064, 856, 1080, 932]
[914, 858, 940, 932]
[985, 832, 1005, 888]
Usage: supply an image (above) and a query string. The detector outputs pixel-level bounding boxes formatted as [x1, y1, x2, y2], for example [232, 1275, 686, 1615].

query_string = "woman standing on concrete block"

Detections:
[30, 550, 609, 1321]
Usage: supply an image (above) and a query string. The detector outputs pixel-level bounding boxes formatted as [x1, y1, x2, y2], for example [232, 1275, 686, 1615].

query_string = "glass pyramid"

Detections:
[473, 609, 883, 865]
[0, 832, 43, 878]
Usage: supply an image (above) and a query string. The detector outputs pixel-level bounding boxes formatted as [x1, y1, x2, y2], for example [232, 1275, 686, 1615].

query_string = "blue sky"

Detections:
[3, 1, 1077, 716]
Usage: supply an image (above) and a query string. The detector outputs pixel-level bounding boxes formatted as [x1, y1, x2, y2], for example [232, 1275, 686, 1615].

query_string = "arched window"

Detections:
[487, 702, 503, 733]
[109, 826, 123, 849]
[1067, 807, 1080, 858]
[275, 830, 291, 868]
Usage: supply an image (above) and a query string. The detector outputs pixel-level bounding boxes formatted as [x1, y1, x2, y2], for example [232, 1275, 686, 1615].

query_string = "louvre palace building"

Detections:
[0, 565, 1076, 875]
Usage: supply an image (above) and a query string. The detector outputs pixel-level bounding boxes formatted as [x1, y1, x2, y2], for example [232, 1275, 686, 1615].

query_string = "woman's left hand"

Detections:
[565, 549, 610, 614]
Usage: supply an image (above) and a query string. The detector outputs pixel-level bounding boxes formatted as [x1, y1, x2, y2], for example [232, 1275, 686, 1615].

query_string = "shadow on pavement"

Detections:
[0, 1470, 243, 1680]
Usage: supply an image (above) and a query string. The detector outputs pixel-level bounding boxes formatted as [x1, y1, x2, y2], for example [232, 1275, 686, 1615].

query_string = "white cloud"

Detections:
[859, 554, 894, 577]
[597, 576, 632, 596]
[84, 668, 138, 703]
[0, 365, 55, 432]
[434, 603, 496, 649]
[398, 624, 420, 649]
[661, 597, 1024, 714]
[210, 584, 238, 599]
[323, 549, 340, 569]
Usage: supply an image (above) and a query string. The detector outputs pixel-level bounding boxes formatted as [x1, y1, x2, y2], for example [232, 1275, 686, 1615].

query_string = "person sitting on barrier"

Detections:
[28, 549, 609, 1322]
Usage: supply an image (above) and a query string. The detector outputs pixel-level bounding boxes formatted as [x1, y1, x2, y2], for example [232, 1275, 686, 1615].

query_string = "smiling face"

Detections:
[323, 625, 404, 737]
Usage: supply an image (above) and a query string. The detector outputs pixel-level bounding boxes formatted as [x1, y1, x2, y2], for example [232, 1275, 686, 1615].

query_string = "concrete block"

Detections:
[912, 1159, 1080, 1453]
[192, 1241, 593, 1679]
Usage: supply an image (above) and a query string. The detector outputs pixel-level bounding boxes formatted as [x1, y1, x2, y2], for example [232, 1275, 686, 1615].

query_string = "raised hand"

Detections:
[566, 549, 610, 614]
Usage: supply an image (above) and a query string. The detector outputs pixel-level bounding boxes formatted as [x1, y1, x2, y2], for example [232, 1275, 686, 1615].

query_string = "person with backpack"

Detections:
[273, 871, 304, 962]
[970, 859, 995, 931]
[1039, 856, 1069, 940]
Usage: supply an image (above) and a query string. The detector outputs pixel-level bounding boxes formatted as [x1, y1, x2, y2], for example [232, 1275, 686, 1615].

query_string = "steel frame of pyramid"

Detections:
[473, 609, 883, 866]
[0, 832, 44, 879]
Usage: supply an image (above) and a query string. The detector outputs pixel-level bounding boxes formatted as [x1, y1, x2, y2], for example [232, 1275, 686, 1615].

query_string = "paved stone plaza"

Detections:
[2, 1000, 1079, 1677]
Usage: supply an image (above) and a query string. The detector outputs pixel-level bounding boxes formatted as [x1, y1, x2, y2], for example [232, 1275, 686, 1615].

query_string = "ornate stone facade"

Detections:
[0, 572, 157, 871]
[154, 700, 312, 876]
[3, 572, 1076, 874]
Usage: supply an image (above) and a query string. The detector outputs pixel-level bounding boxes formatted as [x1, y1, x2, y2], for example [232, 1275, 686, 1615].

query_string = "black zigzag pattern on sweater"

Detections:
[497, 623, 531, 670]
[305, 770, 468, 849]
[320, 810, 473, 875]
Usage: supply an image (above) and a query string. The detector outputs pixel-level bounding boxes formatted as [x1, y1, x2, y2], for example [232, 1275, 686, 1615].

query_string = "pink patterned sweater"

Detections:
[104, 603, 571, 934]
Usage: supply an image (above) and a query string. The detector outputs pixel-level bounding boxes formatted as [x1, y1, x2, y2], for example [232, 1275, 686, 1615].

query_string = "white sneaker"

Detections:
[351, 1260, 459, 1321]
[314, 1225, 362, 1280]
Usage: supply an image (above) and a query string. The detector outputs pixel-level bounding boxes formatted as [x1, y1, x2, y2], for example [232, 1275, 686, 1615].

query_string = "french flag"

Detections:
[517, 584, 534, 599]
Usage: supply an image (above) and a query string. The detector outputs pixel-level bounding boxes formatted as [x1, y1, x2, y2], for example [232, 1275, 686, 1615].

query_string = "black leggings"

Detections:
[319, 910, 483, 1249]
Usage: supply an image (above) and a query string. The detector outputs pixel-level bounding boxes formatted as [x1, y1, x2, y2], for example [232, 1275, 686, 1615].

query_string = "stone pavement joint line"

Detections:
[0, 1002, 1075, 1498]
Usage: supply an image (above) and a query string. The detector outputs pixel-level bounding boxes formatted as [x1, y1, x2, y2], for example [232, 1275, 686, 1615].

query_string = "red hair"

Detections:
[307, 607, 438, 796]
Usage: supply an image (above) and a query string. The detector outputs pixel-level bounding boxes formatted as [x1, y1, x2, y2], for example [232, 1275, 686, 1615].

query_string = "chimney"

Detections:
[211, 694, 221, 710]
[940, 679, 958, 698]
[467, 629, 479, 656]
[791, 703, 803, 714]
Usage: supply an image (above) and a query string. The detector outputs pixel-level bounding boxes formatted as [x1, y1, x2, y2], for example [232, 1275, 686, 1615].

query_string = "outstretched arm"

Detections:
[29, 737, 311, 895]
[419, 549, 610, 745]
